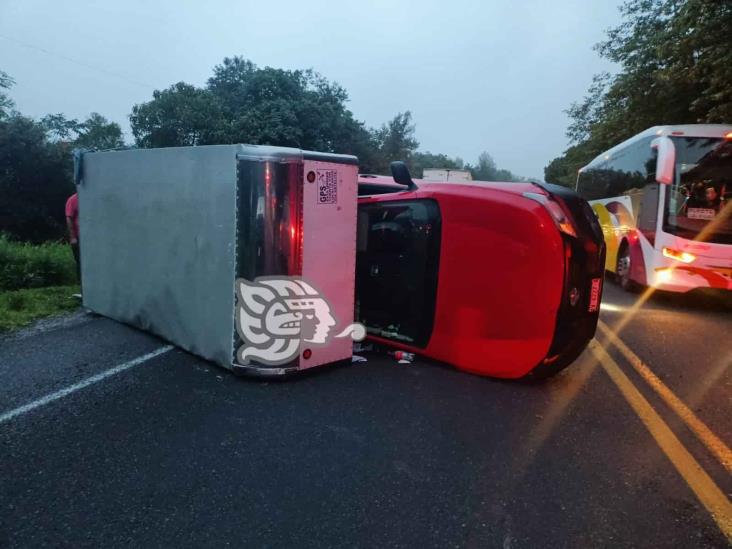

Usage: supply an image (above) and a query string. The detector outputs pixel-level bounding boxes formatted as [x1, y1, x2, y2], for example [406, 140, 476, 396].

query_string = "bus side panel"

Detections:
[628, 234, 648, 286]
[590, 195, 636, 273]
[592, 202, 620, 272]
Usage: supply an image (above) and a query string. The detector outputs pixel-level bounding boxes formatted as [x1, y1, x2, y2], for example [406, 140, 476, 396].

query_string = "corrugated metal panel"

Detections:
[79, 145, 239, 367]
[77, 144, 359, 374]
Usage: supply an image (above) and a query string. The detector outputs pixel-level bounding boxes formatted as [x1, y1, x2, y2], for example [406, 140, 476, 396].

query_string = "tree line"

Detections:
[0, 58, 521, 242]
[0, 71, 124, 242]
[127, 57, 522, 181]
[545, 0, 732, 187]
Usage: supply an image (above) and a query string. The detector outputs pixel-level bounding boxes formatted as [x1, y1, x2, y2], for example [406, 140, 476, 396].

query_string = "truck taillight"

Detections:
[522, 192, 577, 237]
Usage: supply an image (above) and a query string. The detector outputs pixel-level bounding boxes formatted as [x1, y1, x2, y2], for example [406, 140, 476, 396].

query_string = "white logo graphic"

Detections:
[235, 276, 365, 366]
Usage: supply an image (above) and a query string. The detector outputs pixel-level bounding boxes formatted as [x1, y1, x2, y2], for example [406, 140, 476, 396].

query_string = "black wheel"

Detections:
[616, 244, 636, 292]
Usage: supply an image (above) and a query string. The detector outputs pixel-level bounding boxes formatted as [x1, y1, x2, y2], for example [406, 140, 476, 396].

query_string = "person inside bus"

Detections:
[680, 181, 702, 214]
[675, 184, 690, 215]
[704, 185, 721, 212]
[683, 181, 706, 209]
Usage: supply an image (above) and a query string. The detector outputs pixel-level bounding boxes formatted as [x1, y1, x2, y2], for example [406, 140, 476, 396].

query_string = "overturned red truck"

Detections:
[356, 163, 606, 379]
[76, 146, 604, 380]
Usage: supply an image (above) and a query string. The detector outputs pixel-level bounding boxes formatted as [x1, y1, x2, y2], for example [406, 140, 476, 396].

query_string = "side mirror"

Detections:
[390, 161, 418, 190]
[651, 136, 675, 185]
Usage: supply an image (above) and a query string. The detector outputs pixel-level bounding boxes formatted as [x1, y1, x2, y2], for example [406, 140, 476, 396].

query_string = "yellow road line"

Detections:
[597, 320, 732, 474]
[589, 341, 732, 542]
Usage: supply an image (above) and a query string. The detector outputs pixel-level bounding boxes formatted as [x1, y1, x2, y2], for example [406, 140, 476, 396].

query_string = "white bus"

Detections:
[576, 124, 732, 293]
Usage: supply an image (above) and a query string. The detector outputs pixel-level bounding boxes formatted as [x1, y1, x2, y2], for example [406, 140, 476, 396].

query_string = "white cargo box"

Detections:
[77, 145, 359, 375]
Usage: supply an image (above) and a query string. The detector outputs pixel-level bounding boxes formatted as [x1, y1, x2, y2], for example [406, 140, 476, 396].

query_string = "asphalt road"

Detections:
[0, 282, 730, 548]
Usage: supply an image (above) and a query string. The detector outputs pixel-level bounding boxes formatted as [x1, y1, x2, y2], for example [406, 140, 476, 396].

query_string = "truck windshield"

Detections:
[664, 137, 732, 245]
[356, 200, 440, 347]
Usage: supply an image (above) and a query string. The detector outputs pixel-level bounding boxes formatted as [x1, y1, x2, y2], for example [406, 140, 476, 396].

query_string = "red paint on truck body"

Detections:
[358, 176, 605, 379]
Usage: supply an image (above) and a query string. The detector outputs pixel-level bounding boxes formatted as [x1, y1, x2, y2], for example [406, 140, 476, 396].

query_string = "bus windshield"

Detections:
[664, 137, 732, 245]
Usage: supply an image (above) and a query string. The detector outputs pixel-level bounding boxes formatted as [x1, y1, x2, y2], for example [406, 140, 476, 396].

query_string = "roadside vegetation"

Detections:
[0, 285, 80, 332]
[545, 0, 732, 186]
[0, 236, 79, 331]
[0, 59, 521, 245]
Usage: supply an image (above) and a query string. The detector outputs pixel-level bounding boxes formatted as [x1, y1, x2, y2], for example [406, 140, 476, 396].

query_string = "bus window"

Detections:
[577, 166, 614, 201]
[664, 137, 732, 244]
[607, 137, 655, 197]
[579, 137, 656, 202]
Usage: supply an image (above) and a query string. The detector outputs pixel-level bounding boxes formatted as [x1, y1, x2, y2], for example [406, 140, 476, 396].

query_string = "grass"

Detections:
[0, 234, 77, 292]
[0, 285, 81, 332]
[0, 235, 81, 332]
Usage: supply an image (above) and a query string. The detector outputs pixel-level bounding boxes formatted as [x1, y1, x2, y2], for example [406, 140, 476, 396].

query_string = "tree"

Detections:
[39, 112, 125, 150]
[206, 57, 372, 154]
[0, 76, 125, 241]
[334, 118, 380, 174]
[130, 57, 522, 179]
[410, 152, 464, 178]
[41, 113, 81, 141]
[130, 56, 382, 168]
[545, 0, 732, 186]
[372, 111, 419, 174]
[130, 82, 224, 147]
[544, 142, 600, 188]
[0, 115, 74, 242]
[466, 151, 523, 182]
[469, 152, 497, 180]
[595, 0, 732, 124]
[0, 70, 14, 119]
[75, 113, 124, 150]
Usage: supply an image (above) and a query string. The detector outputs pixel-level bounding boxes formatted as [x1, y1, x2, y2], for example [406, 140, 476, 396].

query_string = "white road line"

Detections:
[0, 345, 174, 424]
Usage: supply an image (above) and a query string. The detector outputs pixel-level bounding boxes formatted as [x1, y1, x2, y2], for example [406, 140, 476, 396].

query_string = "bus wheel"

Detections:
[616, 244, 636, 292]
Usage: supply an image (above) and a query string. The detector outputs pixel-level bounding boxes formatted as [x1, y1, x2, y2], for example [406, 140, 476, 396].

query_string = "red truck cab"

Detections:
[356, 163, 606, 379]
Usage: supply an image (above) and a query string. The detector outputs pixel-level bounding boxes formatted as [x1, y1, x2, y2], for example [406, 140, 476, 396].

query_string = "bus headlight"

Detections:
[662, 247, 696, 264]
[656, 268, 674, 284]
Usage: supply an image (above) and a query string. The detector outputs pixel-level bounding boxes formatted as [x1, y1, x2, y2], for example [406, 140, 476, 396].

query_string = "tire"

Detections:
[616, 243, 637, 292]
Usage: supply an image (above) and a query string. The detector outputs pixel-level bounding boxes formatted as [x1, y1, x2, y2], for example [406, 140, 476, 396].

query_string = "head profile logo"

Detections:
[235, 276, 365, 366]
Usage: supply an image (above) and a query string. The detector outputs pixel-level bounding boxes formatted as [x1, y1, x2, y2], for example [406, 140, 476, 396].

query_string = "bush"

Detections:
[0, 234, 76, 291]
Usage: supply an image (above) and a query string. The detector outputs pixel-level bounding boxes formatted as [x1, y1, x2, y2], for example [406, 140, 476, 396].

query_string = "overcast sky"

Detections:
[0, 0, 622, 179]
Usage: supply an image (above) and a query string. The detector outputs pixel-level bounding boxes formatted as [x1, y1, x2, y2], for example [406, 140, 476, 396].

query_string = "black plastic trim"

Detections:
[525, 182, 606, 379]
